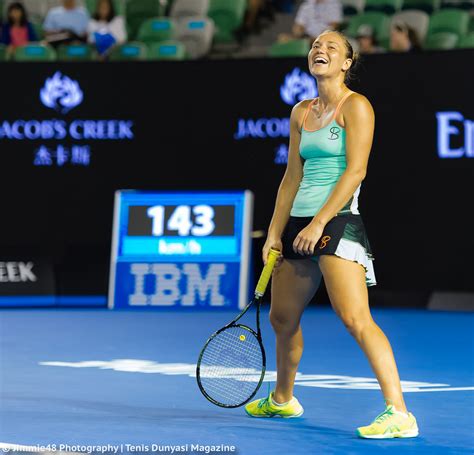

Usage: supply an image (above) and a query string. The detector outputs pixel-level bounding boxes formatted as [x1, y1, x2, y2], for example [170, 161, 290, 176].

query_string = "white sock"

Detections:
[392, 406, 409, 418]
[271, 394, 290, 407]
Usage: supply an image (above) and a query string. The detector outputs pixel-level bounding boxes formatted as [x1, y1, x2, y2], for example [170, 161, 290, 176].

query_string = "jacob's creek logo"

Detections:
[280, 68, 318, 106]
[0, 262, 37, 282]
[0, 72, 135, 167]
[40, 72, 83, 114]
[234, 68, 317, 165]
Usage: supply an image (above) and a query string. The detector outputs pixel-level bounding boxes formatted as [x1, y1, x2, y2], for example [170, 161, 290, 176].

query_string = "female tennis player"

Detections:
[245, 30, 419, 439]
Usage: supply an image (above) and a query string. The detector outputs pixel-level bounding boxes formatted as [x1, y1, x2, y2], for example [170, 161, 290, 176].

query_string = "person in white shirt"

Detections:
[88, 0, 127, 50]
[43, 0, 89, 43]
[279, 0, 342, 42]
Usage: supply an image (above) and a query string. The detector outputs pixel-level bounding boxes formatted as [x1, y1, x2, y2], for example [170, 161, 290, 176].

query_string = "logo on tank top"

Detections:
[319, 236, 331, 249]
[328, 127, 341, 140]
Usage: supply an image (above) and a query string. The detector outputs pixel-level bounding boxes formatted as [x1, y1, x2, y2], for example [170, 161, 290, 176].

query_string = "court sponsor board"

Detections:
[109, 191, 253, 310]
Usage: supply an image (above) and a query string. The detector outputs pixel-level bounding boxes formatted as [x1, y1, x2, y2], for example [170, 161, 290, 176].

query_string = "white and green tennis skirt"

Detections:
[281, 214, 377, 287]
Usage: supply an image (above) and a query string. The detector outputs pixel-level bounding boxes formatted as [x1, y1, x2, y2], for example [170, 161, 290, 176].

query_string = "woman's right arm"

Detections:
[262, 100, 306, 263]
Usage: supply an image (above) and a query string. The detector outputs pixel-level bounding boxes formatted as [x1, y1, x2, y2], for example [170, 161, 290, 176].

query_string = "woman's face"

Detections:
[9, 7, 23, 24]
[308, 32, 351, 80]
[98, 0, 111, 20]
[390, 26, 408, 51]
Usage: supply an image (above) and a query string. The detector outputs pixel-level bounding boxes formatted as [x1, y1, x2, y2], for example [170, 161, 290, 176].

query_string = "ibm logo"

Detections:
[129, 263, 227, 306]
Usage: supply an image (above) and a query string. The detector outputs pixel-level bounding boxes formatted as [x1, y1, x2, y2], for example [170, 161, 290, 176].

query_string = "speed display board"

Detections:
[108, 191, 253, 309]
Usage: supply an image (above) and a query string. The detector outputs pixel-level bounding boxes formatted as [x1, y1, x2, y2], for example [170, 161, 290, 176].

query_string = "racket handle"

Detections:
[255, 248, 280, 297]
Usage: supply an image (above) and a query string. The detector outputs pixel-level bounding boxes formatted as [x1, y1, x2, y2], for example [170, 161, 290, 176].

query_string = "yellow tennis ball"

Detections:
[239, 334, 246, 341]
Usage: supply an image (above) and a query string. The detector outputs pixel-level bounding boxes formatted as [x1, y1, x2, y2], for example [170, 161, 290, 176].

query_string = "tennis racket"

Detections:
[196, 248, 280, 408]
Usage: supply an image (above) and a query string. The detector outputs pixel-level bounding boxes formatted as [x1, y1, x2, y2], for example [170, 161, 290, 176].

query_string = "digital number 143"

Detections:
[147, 205, 215, 237]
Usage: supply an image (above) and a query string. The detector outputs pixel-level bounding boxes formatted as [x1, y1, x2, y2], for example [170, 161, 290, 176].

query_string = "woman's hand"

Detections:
[262, 237, 283, 267]
[293, 221, 325, 256]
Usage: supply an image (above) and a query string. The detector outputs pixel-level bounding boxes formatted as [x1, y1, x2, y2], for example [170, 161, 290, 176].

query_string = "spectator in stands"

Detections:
[1, 2, 37, 56]
[278, 0, 342, 43]
[356, 24, 384, 54]
[88, 0, 126, 56]
[43, 0, 89, 46]
[389, 20, 421, 52]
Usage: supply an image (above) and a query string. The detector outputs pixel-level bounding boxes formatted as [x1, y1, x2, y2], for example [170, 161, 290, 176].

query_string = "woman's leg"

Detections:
[318, 255, 408, 412]
[270, 258, 322, 404]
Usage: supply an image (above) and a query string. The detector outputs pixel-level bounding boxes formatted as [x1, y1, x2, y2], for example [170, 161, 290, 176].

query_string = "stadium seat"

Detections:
[126, 0, 165, 40]
[0, 43, 6, 61]
[109, 42, 148, 60]
[208, 0, 246, 43]
[391, 10, 430, 41]
[13, 43, 56, 61]
[85, 0, 125, 16]
[457, 32, 474, 48]
[365, 0, 403, 14]
[342, 0, 366, 16]
[147, 40, 187, 60]
[31, 22, 45, 40]
[137, 18, 175, 43]
[175, 16, 214, 58]
[269, 39, 310, 57]
[424, 31, 459, 48]
[170, 0, 210, 18]
[57, 44, 94, 61]
[428, 9, 470, 37]
[401, 0, 440, 14]
[346, 12, 391, 41]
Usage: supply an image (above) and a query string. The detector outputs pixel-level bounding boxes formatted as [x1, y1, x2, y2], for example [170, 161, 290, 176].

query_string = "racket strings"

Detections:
[199, 325, 264, 406]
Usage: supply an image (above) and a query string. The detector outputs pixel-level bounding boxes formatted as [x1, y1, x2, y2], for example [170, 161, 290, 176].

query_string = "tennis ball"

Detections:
[239, 334, 246, 341]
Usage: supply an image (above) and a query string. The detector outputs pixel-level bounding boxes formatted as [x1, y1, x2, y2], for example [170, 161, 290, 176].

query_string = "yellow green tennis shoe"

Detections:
[356, 405, 419, 439]
[245, 391, 304, 418]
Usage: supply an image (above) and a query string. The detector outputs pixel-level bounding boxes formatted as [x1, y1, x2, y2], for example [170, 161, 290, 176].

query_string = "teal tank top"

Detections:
[291, 91, 361, 217]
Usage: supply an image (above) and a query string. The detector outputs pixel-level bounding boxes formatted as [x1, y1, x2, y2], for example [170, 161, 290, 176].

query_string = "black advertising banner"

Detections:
[0, 50, 472, 296]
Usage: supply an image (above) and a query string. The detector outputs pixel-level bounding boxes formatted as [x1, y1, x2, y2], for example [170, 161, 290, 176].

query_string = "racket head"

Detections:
[196, 323, 266, 408]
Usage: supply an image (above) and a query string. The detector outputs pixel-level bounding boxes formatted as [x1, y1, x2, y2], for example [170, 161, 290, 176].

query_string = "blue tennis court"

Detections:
[1, 306, 473, 455]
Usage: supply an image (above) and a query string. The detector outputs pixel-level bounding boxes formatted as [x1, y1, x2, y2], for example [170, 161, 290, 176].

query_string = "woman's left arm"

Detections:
[293, 94, 375, 255]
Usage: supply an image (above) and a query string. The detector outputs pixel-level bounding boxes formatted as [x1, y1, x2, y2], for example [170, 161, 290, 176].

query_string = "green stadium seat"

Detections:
[13, 43, 56, 61]
[365, 0, 403, 14]
[57, 44, 94, 61]
[428, 9, 470, 37]
[31, 22, 45, 40]
[147, 40, 186, 60]
[109, 42, 148, 61]
[342, 0, 366, 16]
[269, 39, 310, 57]
[401, 0, 440, 14]
[346, 12, 391, 41]
[85, 0, 126, 16]
[424, 31, 459, 48]
[126, 0, 165, 40]
[457, 32, 474, 48]
[0, 43, 7, 61]
[137, 18, 175, 43]
[208, 0, 247, 43]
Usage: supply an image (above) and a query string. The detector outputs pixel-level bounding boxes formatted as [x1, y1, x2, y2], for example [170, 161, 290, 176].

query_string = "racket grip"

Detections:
[255, 248, 280, 297]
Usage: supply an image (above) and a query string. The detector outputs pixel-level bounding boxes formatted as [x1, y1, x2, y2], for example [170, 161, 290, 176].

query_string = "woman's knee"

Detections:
[269, 307, 300, 335]
[338, 311, 373, 338]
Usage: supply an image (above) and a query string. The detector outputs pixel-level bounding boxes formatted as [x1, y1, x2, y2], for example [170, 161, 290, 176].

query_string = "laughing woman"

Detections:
[244, 30, 419, 439]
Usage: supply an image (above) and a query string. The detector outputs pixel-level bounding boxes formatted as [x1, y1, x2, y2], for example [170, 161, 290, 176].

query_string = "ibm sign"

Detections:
[108, 191, 253, 310]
